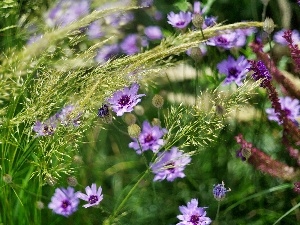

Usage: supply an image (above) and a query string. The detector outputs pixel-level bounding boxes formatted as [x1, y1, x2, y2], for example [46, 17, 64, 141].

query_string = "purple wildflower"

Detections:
[266, 96, 300, 124]
[144, 26, 163, 40]
[76, 183, 103, 208]
[186, 44, 207, 59]
[45, 0, 90, 27]
[107, 83, 145, 116]
[56, 105, 81, 126]
[177, 198, 212, 225]
[206, 31, 238, 49]
[150, 147, 191, 182]
[213, 181, 231, 201]
[87, 20, 104, 39]
[217, 55, 250, 86]
[120, 34, 147, 55]
[193, 1, 207, 15]
[129, 120, 167, 154]
[248, 60, 272, 87]
[167, 11, 192, 29]
[48, 187, 79, 217]
[274, 29, 300, 45]
[95, 44, 120, 63]
[33, 116, 57, 136]
[202, 16, 217, 29]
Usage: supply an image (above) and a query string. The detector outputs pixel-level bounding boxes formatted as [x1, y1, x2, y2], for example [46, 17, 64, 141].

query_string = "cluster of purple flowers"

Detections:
[33, 105, 82, 136]
[105, 83, 191, 182]
[48, 183, 103, 217]
[167, 1, 215, 30]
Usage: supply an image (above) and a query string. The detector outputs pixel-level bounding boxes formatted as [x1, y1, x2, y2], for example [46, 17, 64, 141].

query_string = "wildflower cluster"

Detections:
[4, 0, 300, 224]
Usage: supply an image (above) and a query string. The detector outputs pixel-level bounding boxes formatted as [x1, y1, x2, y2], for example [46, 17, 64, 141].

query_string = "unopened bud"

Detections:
[152, 118, 161, 127]
[242, 148, 252, 160]
[124, 113, 137, 125]
[36, 201, 45, 210]
[192, 14, 204, 29]
[152, 94, 164, 108]
[128, 124, 141, 138]
[134, 105, 144, 116]
[67, 176, 78, 187]
[73, 155, 83, 165]
[3, 174, 12, 184]
[45, 175, 57, 186]
[263, 17, 275, 34]
[189, 47, 203, 62]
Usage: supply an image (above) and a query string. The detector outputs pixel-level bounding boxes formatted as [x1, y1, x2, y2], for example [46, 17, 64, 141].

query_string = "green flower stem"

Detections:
[215, 201, 221, 222]
[105, 169, 150, 224]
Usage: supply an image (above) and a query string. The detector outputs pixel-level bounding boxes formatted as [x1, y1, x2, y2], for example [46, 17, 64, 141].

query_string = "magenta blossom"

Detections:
[129, 121, 167, 154]
[177, 198, 212, 225]
[107, 83, 145, 116]
[167, 11, 192, 29]
[150, 147, 191, 182]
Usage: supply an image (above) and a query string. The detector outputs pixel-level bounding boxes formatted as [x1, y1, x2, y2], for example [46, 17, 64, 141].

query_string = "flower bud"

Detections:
[192, 14, 204, 29]
[128, 124, 141, 138]
[67, 176, 78, 187]
[124, 113, 137, 125]
[134, 105, 145, 116]
[152, 94, 164, 108]
[45, 174, 57, 186]
[36, 201, 45, 210]
[3, 174, 12, 184]
[152, 118, 161, 127]
[241, 148, 252, 160]
[73, 155, 83, 165]
[263, 17, 275, 34]
[213, 181, 231, 201]
[189, 47, 203, 62]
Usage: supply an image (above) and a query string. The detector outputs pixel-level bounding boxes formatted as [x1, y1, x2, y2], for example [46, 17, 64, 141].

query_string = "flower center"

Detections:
[176, 21, 185, 26]
[118, 95, 130, 106]
[284, 108, 291, 117]
[43, 125, 54, 135]
[61, 200, 71, 209]
[165, 162, 175, 173]
[228, 67, 239, 78]
[189, 214, 200, 225]
[217, 36, 228, 44]
[88, 195, 98, 204]
[144, 134, 154, 143]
